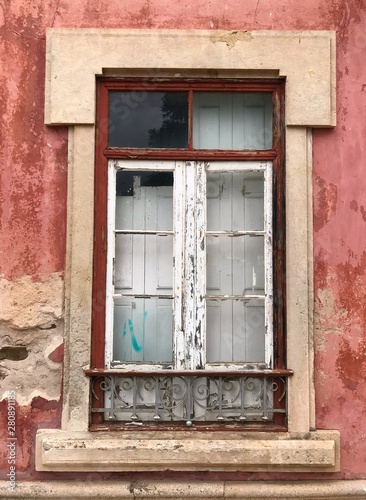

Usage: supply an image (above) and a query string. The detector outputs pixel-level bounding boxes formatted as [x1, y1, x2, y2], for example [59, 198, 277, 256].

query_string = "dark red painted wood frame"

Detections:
[91, 78, 286, 427]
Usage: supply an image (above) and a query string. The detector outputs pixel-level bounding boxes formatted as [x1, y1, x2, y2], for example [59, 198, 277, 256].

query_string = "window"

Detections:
[89, 80, 289, 427]
[37, 28, 339, 475]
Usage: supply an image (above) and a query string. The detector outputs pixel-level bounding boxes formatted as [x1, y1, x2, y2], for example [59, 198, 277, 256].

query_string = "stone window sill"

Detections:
[36, 429, 340, 472]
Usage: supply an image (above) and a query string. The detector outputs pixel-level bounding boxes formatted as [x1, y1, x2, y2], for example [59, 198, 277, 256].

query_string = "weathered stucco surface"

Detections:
[0, 273, 63, 329]
[1, 0, 366, 489]
[0, 273, 63, 403]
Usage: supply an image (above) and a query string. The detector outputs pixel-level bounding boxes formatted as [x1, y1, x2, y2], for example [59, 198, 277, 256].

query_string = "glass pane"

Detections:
[207, 235, 264, 296]
[112, 168, 174, 364]
[193, 92, 272, 150]
[206, 298, 265, 362]
[109, 92, 188, 148]
[207, 172, 264, 231]
[113, 298, 173, 363]
[115, 234, 173, 292]
[116, 171, 173, 231]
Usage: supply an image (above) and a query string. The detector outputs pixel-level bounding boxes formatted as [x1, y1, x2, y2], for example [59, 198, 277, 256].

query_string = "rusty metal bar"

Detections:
[89, 372, 290, 425]
[86, 368, 293, 377]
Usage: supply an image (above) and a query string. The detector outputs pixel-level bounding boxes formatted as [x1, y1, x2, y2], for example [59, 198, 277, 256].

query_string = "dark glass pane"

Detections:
[109, 92, 188, 148]
[116, 171, 173, 196]
[115, 171, 174, 231]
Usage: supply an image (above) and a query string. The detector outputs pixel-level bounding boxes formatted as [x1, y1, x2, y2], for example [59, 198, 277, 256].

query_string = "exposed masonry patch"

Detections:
[0, 273, 63, 329]
[0, 325, 63, 405]
[210, 30, 254, 49]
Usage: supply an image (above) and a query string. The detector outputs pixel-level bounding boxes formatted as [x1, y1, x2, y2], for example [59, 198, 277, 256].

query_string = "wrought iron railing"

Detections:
[86, 370, 292, 426]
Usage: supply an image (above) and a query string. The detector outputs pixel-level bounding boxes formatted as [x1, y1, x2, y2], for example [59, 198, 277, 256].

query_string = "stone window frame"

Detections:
[36, 28, 340, 473]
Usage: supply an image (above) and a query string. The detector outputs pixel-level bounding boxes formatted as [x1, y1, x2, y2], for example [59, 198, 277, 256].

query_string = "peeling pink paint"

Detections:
[312, 4, 366, 473]
[48, 343, 64, 363]
[314, 177, 338, 233]
[1, 0, 366, 483]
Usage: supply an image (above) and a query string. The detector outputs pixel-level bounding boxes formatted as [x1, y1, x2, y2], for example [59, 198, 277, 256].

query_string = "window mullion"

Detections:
[175, 161, 208, 370]
[183, 161, 199, 370]
[174, 161, 185, 369]
[264, 162, 273, 368]
[105, 161, 117, 369]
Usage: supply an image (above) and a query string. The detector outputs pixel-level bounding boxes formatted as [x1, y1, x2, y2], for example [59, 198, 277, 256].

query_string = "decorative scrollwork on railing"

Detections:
[89, 372, 288, 425]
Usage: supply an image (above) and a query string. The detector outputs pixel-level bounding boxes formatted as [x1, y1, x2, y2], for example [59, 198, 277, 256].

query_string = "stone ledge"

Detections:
[36, 429, 340, 472]
[45, 29, 336, 127]
[1, 479, 366, 500]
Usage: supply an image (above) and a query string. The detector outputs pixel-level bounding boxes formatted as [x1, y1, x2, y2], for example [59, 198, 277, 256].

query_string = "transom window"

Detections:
[90, 80, 288, 427]
[108, 90, 272, 150]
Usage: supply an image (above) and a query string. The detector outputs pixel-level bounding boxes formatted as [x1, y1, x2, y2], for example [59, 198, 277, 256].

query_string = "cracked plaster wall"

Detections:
[1, 0, 366, 485]
[0, 273, 64, 404]
[0, 276, 63, 477]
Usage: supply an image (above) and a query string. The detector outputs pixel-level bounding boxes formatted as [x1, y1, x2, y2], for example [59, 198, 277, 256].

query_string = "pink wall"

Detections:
[1, 0, 366, 480]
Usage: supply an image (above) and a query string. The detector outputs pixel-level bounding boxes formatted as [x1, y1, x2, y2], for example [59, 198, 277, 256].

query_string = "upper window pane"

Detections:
[207, 172, 264, 231]
[193, 92, 272, 150]
[109, 92, 188, 148]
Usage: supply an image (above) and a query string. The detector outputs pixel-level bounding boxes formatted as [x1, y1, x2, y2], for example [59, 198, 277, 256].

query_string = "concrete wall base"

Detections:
[1, 480, 366, 500]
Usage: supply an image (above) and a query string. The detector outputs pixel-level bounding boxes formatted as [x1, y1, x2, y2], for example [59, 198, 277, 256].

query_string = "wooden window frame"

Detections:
[90, 78, 287, 429]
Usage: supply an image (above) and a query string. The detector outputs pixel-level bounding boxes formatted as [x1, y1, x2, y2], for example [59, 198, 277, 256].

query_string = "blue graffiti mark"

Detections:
[122, 312, 148, 355]
[129, 319, 143, 352]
